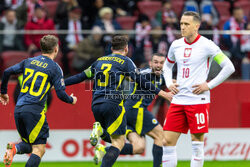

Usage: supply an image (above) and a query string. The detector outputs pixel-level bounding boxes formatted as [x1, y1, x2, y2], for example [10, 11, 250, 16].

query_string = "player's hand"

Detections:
[0, 94, 9, 105]
[70, 93, 77, 105]
[158, 90, 173, 102]
[168, 83, 179, 95]
[192, 82, 209, 95]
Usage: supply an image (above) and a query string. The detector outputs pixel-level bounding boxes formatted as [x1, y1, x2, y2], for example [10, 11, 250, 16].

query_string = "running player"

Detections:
[64, 35, 171, 167]
[162, 11, 235, 167]
[0, 35, 77, 167]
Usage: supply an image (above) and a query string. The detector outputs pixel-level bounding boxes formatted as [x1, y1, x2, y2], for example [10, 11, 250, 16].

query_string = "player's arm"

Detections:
[193, 46, 235, 94]
[163, 45, 179, 95]
[0, 60, 25, 105]
[64, 66, 94, 86]
[207, 52, 235, 89]
[52, 65, 77, 104]
[127, 59, 172, 102]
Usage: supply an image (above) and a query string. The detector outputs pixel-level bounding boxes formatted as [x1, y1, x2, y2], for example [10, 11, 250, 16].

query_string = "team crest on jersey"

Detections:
[152, 118, 158, 124]
[61, 78, 65, 86]
[184, 48, 192, 57]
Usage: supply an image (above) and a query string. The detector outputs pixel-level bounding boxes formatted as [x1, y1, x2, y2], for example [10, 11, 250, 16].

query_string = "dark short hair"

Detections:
[233, 7, 243, 12]
[40, 35, 58, 54]
[182, 11, 201, 23]
[111, 35, 128, 51]
[152, 53, 165, 60]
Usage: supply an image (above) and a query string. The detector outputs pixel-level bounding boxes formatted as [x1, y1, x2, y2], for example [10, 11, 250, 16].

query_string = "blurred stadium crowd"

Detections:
[0, 0, 249, 79]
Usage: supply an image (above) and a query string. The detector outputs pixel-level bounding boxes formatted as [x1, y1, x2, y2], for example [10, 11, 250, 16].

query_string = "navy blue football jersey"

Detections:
[125, 68, 165, 107]
[9, 55, 66, 108]
[90, 53, 140, 105]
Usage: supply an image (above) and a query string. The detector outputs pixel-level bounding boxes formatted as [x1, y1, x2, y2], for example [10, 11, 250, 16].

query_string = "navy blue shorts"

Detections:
[92, 101, 126, 136]
[125, 105, 159, 136]
[14, 105, 49, 145]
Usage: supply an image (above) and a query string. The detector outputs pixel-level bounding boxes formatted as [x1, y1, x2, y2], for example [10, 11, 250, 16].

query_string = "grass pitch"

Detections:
[9, 160, 250, 167]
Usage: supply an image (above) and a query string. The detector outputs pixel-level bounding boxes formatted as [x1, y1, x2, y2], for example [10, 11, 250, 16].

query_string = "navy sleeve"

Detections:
[51, 64, 73, 103]
[56, 89, 73, 103]
[65, 66, 94, 86]
[126, 58, 161, 95]
[161, 75, 166, 86]
[1, 60, 25, 94]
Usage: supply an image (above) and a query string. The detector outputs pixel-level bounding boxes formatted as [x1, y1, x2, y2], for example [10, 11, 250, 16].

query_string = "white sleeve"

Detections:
[163, 43, 176, 88]
[207, 39, 222, 59]
[207, 55, 235, 89]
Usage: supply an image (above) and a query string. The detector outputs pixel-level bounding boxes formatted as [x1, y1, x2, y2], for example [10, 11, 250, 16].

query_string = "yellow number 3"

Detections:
[97, 64, 112, 87]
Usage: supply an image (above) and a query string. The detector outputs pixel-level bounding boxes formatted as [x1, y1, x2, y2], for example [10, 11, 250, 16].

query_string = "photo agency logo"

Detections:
[84, 70, 159, 100]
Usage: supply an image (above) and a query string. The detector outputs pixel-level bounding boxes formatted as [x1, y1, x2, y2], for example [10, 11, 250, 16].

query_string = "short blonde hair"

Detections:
[99, 7, 113, 18]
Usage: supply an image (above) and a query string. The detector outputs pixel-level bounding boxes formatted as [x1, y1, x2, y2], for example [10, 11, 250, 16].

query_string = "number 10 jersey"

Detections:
[165, 35, 222, 105]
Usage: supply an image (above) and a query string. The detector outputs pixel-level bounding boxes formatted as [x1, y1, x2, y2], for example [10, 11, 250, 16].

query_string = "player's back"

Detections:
[91, 53, 132, 105]
[17, 55, 60, 110]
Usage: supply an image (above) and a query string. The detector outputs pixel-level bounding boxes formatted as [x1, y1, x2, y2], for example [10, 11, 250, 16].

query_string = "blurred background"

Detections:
[0, 0, 250, 164]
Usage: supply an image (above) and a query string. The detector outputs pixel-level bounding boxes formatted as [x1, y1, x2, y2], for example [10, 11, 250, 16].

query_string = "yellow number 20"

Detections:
[97, 64, 112, 87]
[21, 68, 48, 97]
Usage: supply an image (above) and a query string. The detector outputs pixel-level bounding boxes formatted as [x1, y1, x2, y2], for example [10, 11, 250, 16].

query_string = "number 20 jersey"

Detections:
[165, 35, 222, 105]
[16, 55, 65, 108]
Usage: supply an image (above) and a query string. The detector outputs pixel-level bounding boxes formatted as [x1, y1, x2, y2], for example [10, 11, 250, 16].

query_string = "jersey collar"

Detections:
[184, 34, 201, 45]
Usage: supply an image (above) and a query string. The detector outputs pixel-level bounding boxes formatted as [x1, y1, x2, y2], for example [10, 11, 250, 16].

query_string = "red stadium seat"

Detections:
[218, 16, 230, 29]
[116, 16, 137, 30]
[213, 1, 231, 17]
[1, 51, 29, 72]
[170, 0, 185, 18]
[137, 1, 162, 20]
[44, 1, 59, 19]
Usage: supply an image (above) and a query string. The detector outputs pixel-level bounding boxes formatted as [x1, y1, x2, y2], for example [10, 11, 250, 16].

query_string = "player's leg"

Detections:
[3, 111, 32, 166]
[101, 134, 125, 167]
[127, 131, 145, 154]
[186, 104, 210, 167]
[147, 124, 164, 167]
[92, 101, 126, 167]
[162, 104, 188, 167]
[26, 144, 46, 167]
[142, 108, 164, 167]
[22, 110, 49, 167]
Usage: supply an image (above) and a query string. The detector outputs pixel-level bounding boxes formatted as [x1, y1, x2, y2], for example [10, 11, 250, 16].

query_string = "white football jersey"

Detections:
[166, 35, 221, 105]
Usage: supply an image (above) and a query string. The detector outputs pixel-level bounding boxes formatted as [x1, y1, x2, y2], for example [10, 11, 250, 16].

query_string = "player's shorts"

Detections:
[163, 103, 210, 134]
[92, 100, 126, 136]
[14, 105, 49, 145]
[125, 104, 159, 136]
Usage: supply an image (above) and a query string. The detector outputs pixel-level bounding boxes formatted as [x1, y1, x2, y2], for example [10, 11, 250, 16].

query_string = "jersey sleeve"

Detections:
[64, 66, 95, 86]
[51, 64, 66, 91]
[126, 58, 161, 95]
[1, 60, 25, 94]
[207, 40, 222, 59]
[166, 41, 176, 63]
[51, 64, 73, 103]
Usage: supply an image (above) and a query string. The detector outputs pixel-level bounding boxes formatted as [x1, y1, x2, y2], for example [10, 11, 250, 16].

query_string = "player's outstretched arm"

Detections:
[0, 94, 9, 105]
[0, 60, 25, 105]
[55, 89, 76, 104]
[64, 67, 94, 86]
[158, 91, 173, 102]
[70, 93, 77, 105]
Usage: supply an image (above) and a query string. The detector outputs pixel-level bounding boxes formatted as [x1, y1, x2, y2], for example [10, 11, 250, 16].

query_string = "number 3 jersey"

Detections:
[165, 35, 222, 105]
[10, 55, 65, 108]
[90, 54, 160, 106]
